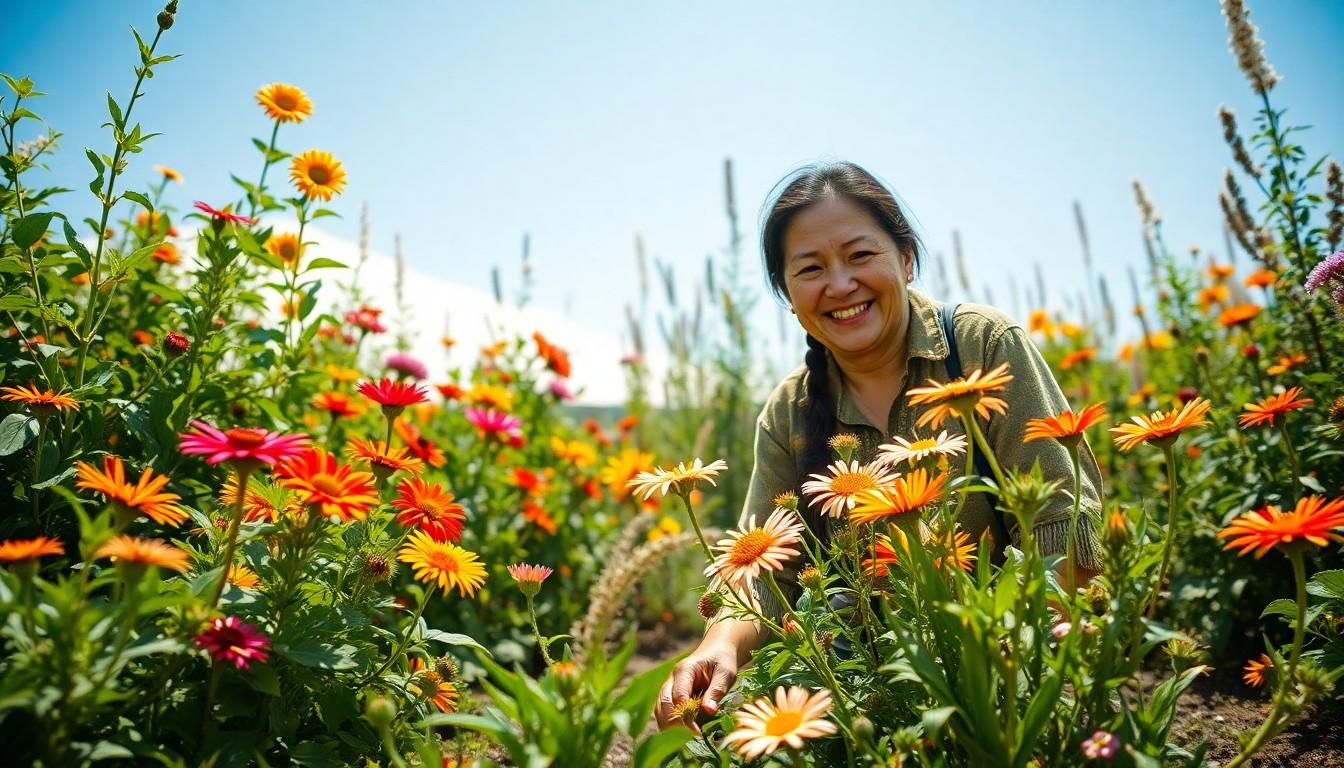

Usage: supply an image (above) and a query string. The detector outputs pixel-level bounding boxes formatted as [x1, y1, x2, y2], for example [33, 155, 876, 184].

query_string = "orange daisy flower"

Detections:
[93, 535, 190, 572]
[1, 383, 79, 413]
[1110, 397, 1212, 451]
[152, 242, 180, 265]
[849, 468, 947, 525]
[394, 421, 447, 468]
[219, 476, 284, 522]
[1238, 387, 1312, 428]
[255, 83, 313, 123]
[290, 149, 346, 202]
[1243, 653, 1273, 687]
[1244, 269, 1277, 289]
[863, 527, 977, 576]
[0, 536, 65, 563]
[398, 531, 486, 597]
[704, 508, 804, 590]
[1217, 496, 1344, 558]
[721, 686, 836, 759]
[312, 391, 364, 418]
[228, 564, 260, 589]
[410, 669, 459, 712]
[1218, 303, 1262, 328]
[1266, 353, 1308, 376]
[906, 363, 1013, 430]
[1206, 262, 1236, 281]
[75, 455, 186, 526]
[1024, 402, 1108, 448]
[153, 164, 183, 183]
[1059, 348, 1097, 370]
[533, 331, 572, 377]
[1197, 283, 1230, 313]
[522, 500, 558, 534]
[265, 232, 303, 267]
[277, 449, 378, 522]
[598, 448, 656, 499]
[347, 437, 424, 477]
[392, 478, 466, 542]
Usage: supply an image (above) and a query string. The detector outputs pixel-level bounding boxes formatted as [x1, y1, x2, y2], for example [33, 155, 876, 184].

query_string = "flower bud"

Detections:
[434, 656, 459, 682]
[1176, 386, 1199, 404]
[362, 553, 394, 582]
[157, 1, 177, 30]
[1084, 582, 1110, 614]
[1103, 509, 1132, 551]
[781, 616, 805, 647]
[852, 715, 875, 744]
[772, 491, 799, 512]
[1242, 343, 1261, 359]
[799, 565, 823, 592]
[1329, 396, 1344, 428]
[364, 695, 396, 730]
[163, 331, 190, 357]
[697, 590, 723, 620]
[828, 433, 861, 462]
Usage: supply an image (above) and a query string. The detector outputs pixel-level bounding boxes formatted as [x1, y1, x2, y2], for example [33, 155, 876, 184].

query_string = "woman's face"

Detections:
[782, 194, 913, 360]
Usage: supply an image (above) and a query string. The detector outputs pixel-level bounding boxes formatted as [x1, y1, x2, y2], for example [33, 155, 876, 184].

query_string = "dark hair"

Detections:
[760, 161, 924, 540]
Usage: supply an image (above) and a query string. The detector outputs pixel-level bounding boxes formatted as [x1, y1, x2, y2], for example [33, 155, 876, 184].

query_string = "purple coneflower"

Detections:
[385, 352, 429, 381]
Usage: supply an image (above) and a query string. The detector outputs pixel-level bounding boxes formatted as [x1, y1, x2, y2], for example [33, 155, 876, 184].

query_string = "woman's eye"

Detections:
[850, 251, 874, 261]
[794, 265, 821, 277]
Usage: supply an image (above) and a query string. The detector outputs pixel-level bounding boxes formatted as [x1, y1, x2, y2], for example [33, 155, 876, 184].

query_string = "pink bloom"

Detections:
[1081, 730, 1119, 760]
[465, 407, 522, 441]
[506, 562, 554, 586]
[1051, 622, 1072, 640]
[178, 421, 309, 469]
[619, 353, 643, 367]
[345, 304, 386, 334]
[195, 615, 271, 669]
[193, 200, 258, 226]
[1305, 250, 1344, 294]
[385, 352, 429, 381]
[547, 379, 574, 401]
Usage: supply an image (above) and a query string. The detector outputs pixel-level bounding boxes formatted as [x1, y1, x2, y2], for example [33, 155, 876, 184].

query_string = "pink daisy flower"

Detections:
[547, 379, 574, 401]
[465, 407, 522, 441]
[507, 562, 553, 597]
[357, 378, 430, 408]
[178, 421, 309, 470]
[195, 615, 271, 669]
[385, 352, 429, 381]
[193, 200, 258, 226]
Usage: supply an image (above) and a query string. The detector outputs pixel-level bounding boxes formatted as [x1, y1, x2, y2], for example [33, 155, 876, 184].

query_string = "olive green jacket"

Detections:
[741, 289, 1104, 611]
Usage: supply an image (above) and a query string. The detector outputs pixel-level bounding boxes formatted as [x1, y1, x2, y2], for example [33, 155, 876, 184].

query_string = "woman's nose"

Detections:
[824, 264, 859, 296]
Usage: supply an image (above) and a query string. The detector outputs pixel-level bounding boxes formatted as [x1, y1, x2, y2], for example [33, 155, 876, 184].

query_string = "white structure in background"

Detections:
[295, 223, 664, 407]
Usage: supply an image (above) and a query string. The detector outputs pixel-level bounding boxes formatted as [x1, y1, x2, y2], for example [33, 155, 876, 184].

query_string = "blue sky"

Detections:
[6, 1, 1343, 382]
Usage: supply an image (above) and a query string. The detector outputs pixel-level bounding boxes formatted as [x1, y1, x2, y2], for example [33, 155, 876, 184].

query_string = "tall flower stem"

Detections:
[367, 585, 436, 683]
[248, 120, 282, 217]
[676, 492, 716, 563]
[75, 26, 166, 388]
[1147, 445, 1181, 618]
[1276, 420, 1303, 494]
[1224, 550, 1308, 768]
[524, 594, 554, 666]
[206, 465, 254, 611]
[961, 410, 1007, 487]
[1065, 443, 1083, 587]
[31, 414, 48, 528]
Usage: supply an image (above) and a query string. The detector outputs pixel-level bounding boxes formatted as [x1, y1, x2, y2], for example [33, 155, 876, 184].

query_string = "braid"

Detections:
[800, 334, 836, 544]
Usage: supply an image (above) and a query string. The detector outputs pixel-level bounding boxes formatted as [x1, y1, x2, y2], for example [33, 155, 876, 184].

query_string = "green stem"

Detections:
[1066, 443, 1082, 586]
[1276, 419, 1303, 495]
[367, 585, 435, 683]
[1148, 445, 1181, 619]
[206, 465, 253, 611]
[1224, 550, 1308, 768]
[249, 120, 282, 217]
[677, 491, 716, 563]
[525, 594, 554, 666]
[31, 415, 47, 529]
[963, 411, 1006, 488]
[75, 26, 166, 388]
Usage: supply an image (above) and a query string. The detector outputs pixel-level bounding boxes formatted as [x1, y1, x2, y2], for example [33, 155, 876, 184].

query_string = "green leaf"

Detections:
[921, 706, 959, 744]
[301, 257, 347, 271]
[631, 728, 693, 768]
[1307, 570, 1344, 601]
[0, 295, 37, 312]
[1261, 598, 1297, 621]
[0, 414, 39, 457]
[13, 211, 58, 250]
[122, 190, 153, 212]
[423, 628, 490, 655]
[106, 92, 123, 127]
[612, 653, 684, 738]
[277, 640, 359, 670]
[85, 148, 104, 175]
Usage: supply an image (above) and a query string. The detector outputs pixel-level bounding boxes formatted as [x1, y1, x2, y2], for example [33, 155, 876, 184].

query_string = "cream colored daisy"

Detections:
[877, 430, 967, 468]
[800, 460, 898, 518]
[627, 458, 727, 500]
[704, 508, 803, 589]
[721, 686, 837, 759]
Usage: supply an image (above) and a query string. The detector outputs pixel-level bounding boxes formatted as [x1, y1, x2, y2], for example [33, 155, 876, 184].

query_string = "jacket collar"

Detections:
[827, 289, 950, 428]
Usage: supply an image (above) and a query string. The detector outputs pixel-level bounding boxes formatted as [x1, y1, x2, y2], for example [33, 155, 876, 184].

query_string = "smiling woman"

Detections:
[655, 160, 1107, 732]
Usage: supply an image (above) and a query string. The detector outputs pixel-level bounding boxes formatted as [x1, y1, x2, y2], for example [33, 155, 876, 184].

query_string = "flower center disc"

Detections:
[225, 428, 267, 449]
[308, 166, 330, 184]
[728, 530, 773, 566]
[829, 472, 876, 495]
[311, 474, 344, 496]
[764, 710, 803, 737]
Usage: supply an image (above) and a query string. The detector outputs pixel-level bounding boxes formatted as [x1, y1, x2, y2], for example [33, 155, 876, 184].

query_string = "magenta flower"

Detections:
[386, 352, 429, 381]
[195, 615, 271, 669]
[1081, 730, 1119, 760]
[547, 379, 574, 401]
[1305, 250, 1344, 294]
[179, 420, 310, 470]
[193, 200, 258, 226]
[465, 407, 522, 441]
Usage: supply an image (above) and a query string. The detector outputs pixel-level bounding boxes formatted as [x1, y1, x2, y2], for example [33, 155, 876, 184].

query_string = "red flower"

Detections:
[163, 331, 191, 356]
[522, 501, 558, 534]
[195, 615, 271, 669]
[358, 378, 430, 408]
[394, 421, 447, 468]
[435, 382, 465, 401]
[193, 200, 258, 226]
[179, 421, 310, 470]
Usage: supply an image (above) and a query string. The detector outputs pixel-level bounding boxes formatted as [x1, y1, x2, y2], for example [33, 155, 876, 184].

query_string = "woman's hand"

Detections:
[655, 639, 740, 734]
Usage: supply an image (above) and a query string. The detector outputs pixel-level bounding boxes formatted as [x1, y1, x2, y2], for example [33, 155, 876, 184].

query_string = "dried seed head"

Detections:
[1329, 396, 1344, 428]
[434, 656, 459, 682]
[828, 433, 861, 461]
[1220, 0, 1280, 94]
